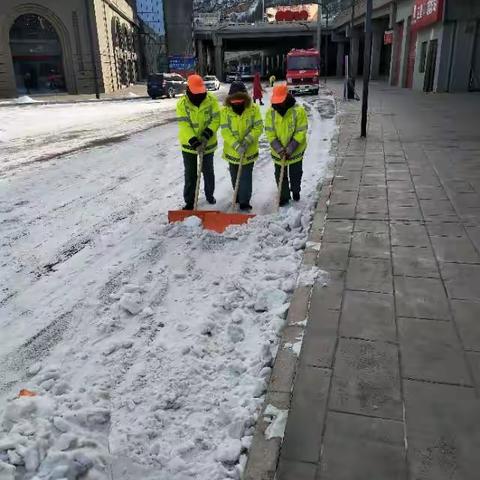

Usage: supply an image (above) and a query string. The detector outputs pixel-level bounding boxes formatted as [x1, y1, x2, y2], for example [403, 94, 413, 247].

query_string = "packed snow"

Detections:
[0, 98, 177, 175]
[0, 87, 336, 479]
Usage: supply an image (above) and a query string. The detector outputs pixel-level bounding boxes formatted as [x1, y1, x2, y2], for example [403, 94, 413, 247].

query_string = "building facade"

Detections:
[388, 0, 480, 92]
[333, 0, 480, 93]
[0, 0, 140, 98]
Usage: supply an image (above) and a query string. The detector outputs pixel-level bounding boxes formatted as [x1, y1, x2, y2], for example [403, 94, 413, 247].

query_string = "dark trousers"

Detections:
[182, 151, 215, 205]
[274, 160, 303, 203]
[229, 162, 254, 205]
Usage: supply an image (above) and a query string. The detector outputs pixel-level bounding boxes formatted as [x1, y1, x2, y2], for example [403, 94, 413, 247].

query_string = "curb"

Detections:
[243, 174, 334, 480]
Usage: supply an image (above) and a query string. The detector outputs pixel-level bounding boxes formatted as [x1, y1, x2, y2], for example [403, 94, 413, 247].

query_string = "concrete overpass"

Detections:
[194, 22, 332, 79]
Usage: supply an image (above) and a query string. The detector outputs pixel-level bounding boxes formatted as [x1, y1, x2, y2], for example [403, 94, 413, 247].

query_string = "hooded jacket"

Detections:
[265, 96, 308, 165]
[220, 91, 264, 165]
[176, 92, 220, 154]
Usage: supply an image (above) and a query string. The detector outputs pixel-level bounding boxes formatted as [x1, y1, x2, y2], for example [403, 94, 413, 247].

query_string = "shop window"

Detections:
[419, 41, 428, 73]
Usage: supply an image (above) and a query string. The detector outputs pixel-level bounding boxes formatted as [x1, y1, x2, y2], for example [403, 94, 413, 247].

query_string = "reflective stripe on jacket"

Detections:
[220, 104, 263, 165]
[176, 93, 220, 154]
[264, 105, 308, 165]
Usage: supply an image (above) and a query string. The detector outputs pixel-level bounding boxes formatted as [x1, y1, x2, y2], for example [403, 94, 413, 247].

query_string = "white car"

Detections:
[204, 75, 220, 91]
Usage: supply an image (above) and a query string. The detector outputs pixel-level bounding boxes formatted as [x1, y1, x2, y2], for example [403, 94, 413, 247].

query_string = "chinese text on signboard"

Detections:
[411, 0, 443, 30]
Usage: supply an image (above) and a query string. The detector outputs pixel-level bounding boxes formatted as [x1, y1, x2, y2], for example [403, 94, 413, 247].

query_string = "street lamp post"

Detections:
[349, 0, 356, 83]
[361, 0, 373, 137]
[316, 1, 322, 55]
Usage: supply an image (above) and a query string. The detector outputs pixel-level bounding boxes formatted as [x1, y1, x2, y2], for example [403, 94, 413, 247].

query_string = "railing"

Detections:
[194, 19, 322, 30]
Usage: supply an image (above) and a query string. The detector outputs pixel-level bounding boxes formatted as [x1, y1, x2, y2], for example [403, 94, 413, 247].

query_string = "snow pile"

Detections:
[263, 405, 288, 440]
[0, 95, 38, 106]
[0, 207, 319, 480]
[297, 265, 327, 287]
[15, 96, 38, 104]
[284, 331, 304, 357]
[0, 394, 108, 479]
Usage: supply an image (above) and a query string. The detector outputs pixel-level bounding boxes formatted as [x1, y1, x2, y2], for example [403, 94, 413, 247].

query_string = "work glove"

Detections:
[188, 136, 202, 150]
[201, 128, 214, 141]
[285, 139, 300, 158]
[271, 138, 286, 157]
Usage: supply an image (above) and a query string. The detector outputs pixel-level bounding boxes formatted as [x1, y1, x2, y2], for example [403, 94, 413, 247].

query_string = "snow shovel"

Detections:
[168, 150, 255, 233]
[202, 152, 255, 232]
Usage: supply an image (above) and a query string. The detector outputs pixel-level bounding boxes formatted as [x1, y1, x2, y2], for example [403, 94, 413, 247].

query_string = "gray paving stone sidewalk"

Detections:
[277, 83, 480, 480]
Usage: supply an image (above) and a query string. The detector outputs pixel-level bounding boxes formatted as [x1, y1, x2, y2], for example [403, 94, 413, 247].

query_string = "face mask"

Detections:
[187, 89, 207, 106]
[272, 94, 295, 116]
[231, 102, 245, 115]
[272, 102, 288, 116]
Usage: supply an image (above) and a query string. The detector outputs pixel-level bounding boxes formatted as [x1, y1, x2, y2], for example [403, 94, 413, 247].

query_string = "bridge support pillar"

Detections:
[197, 40, 207, 76]
[370, 23, 384, 80]
[336, 42, 345, 77]
[350, 33, 360, 77]
[213, 37, 224, 81]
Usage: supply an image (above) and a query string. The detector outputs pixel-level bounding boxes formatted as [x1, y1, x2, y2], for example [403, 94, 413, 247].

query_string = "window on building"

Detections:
[419, 41, 428, 73]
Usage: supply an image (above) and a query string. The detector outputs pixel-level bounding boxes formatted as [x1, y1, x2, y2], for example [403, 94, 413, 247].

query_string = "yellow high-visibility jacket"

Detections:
[176, 93, 220, 154]
[220, 103, 263, 165]
[264, 105, 308, 165]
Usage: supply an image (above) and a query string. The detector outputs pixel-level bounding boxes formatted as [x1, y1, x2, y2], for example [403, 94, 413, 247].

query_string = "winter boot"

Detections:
[207, 196, 216, 205]
[292, 192, 300, 201]
[183, 203, 194, 210]
[279, 199, 290, 207]
[239, 203, 253, 211]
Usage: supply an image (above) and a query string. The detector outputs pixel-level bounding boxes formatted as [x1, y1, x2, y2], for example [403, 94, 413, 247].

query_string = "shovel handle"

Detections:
[194, 149, 204, 211]
[231, 154, 245, 211]
[277, 153, 287, 210]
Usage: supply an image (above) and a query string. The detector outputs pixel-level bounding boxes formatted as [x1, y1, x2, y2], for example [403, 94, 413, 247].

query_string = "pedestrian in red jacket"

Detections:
[252, 72, 264, 106]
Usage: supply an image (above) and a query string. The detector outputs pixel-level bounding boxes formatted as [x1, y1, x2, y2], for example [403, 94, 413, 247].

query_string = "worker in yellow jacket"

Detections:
[265, 84, 308, 206]
[176, 75, 220, 210]
[220, 81, 263, 211]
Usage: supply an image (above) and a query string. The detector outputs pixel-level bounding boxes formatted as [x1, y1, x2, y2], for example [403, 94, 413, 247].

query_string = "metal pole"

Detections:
[361, 0, 373, 137]
[316, 2, 322, 55]
[349, 0, 355, 82]
[325, 1, 329, 81]
[85, 0, 100, 99]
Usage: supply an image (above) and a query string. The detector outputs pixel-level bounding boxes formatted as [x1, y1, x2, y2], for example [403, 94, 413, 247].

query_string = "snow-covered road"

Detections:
[0, 91, 336, 479]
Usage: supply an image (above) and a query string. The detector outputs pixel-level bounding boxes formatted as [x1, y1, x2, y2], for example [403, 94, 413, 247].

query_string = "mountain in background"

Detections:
[193, 0, 262, 22]
[193, 0, 346, 23]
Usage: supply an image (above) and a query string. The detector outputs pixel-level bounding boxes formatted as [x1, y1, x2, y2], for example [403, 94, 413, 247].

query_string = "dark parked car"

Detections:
[147, 73, 186, 99]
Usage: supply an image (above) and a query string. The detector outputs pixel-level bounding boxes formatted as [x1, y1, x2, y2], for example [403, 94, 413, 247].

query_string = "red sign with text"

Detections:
[411, 0, 444, 30]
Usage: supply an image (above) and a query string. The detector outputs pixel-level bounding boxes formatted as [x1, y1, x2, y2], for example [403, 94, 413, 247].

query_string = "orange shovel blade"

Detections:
[203, 212, 256, 233]
[168, 210, 255, 233]
[18, 389, 37, 397]
[168, 209, 220, 224]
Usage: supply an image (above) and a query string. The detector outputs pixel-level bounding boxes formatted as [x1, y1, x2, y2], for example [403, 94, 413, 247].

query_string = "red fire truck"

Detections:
[285, 48, 320, 95]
